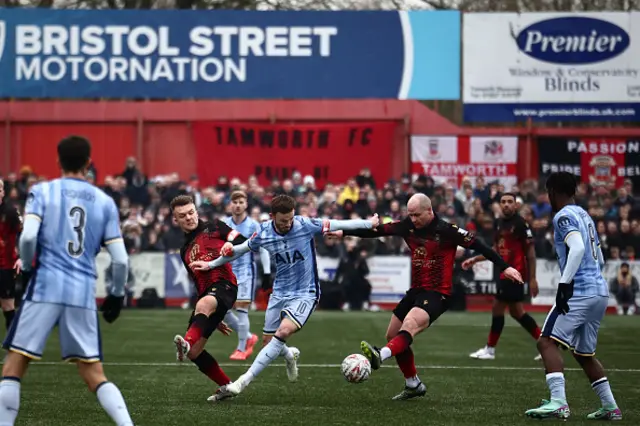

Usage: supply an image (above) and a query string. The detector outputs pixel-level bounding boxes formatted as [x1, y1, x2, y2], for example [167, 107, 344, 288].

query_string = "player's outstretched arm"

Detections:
[465, 238, 523, 284]
[18, 215, 41, 271]
[327, 214, 378, 233]
[190, 241, 252, 272]
[341, 218, 406, 239]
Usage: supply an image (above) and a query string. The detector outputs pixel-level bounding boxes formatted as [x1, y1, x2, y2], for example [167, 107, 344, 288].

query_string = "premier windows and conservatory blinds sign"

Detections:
[463, 12, 640, 122]
[0, 9, 460, 100]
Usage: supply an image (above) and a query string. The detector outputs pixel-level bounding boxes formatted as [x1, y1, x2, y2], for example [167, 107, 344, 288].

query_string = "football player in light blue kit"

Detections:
[190, 194, 378, 401]
[526, 172, 621, 421]
[0, 136, 134, 426]
[222, 190, 271, 360]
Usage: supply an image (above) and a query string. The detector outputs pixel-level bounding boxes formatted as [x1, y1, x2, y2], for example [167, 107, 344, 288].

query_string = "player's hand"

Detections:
[461, 258, 476, 271]
[555, 282, 573, 315]
[369, 213, 380, 228]
[325, 230, 344, 239]
[13, 259, 22, 275]
[217, 321, 233, 336]
[529, 278, 539, 298]
[101, 295, 124, 324]
[190, 260, 212, 272]
[262, 273, 274, 290]
[221, 242, 234, 257]
[503, 267, 524, 284]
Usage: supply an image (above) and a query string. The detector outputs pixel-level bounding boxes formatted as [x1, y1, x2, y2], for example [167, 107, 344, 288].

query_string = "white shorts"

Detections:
[541, 295, 608, 356]
[236, 279, 255, 303]
[2, 300, 102, 362]
[263, 295, 317, 335]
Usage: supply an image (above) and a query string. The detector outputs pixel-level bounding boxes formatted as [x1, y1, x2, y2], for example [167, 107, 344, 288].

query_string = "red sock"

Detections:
[531, 326, 541, 340]
[396, 347, 417, 378]
[193, 351, 231, 386]
[185, 314, 208, 347]
[386, 331, 413, 357]
[487, 330, 501, 347]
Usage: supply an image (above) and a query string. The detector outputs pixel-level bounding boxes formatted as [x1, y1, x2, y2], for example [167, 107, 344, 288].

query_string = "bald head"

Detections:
[408, 193, 432, 211]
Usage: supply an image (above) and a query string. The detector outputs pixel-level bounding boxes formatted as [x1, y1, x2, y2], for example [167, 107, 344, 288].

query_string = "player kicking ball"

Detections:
[329, 194, 523, 400]
[525, 172, 621, 421]
[463, 193, 542, 361]
[190, 195, 378, 402]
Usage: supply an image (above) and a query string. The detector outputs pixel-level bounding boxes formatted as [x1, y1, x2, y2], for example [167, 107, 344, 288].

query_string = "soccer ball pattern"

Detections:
[341, 354, 371, 383]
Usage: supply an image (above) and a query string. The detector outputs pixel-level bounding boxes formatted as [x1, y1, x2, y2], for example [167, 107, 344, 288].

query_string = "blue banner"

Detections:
[0, 9, 460, 100]
[463, 103, 640, 122]
[164, 253, 192, 299]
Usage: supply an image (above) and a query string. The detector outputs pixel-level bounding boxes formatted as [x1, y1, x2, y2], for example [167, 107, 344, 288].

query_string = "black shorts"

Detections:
[188, 280, 238, 339]
[0, 269, 16, 299]
[392, 288, 450, 325]
[495, 279, 525, 303]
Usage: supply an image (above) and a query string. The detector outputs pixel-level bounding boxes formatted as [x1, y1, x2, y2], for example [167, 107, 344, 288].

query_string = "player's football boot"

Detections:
[285, 347, 300, 382]
[534, 354, 543, 361]
[469, 346, 495, 360]
[245, 333, 259, 357]
[360, 341, 381, 370]
[208, 372, 252, 402]
[173, 335, 191, 362]
[586, 405, 622, 420]
[525, 399, 570, 420]
[207, 384, 238, 403]
[391, 382, 427, 401]
[229, 350, 248, 361]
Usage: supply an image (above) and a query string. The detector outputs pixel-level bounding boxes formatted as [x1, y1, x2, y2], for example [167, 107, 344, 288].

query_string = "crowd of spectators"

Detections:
[2, 157, 640, 263]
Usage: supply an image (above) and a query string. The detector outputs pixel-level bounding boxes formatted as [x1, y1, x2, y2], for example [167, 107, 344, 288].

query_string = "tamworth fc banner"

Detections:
[192, 121, 398, 187]
[463, 12, 640, 122]
[0, 9, 460, 99]
[411, 135, 519, 188]
[538, 138, 640, 188]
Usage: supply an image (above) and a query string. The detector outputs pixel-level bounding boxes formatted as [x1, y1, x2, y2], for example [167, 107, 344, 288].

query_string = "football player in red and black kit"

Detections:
[463, 193, 542, 361]
[329, 193, 523, 400]
[0, 179, 22, 330]
[170, 195, 247, 394]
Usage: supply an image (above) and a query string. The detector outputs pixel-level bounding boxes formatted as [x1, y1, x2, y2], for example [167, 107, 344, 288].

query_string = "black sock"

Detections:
[515, 313, 541, 338]
[487, 315, 505, 347]
[3, 310, 15, 330]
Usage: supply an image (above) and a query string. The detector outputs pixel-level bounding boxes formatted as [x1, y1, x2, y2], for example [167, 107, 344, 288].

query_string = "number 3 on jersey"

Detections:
[68, 206, 86, 257]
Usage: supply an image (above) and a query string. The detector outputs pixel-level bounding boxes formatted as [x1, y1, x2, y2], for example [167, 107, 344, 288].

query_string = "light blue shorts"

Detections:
[541, 295, 608, 356]
[263, 295, 317, 335]
[236, 279, 255, 303]
[2, 300, 102, 362]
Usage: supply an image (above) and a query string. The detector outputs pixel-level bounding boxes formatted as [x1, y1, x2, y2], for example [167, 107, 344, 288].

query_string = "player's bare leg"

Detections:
[572, 354, 622, 420]
[229, 301, 258, 361]
[76, 361, 134, 425]
[1, 298, 15, 331]
[470, 300, 506, 360]
[381, 314, 427, 401]
[525, 337, 570, 419]
[211, 317, 300, 402]
[508, 302, 543, 361]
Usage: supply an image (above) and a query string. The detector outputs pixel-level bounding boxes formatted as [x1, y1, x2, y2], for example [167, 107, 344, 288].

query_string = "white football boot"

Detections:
[285, 347, 300, 382]
[469, 346, 495, 360]
[174, 335, 190, 362]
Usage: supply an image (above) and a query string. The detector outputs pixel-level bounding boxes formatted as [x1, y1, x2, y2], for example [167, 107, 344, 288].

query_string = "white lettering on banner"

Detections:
[10, 24, 338, 83]
[95, 252, 166, 298]
[541, 163, 582, 175]
[422, 164, 510, 176]
[567, 140, 640, 154]
[531, 259, 640, 306]
[463, 12, 640, 104]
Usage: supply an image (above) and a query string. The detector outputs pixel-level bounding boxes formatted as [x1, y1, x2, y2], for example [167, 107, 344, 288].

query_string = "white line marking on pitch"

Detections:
[21, 362, 640, 373]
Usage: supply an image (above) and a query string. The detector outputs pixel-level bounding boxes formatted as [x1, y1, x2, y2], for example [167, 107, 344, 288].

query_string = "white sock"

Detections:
[546, 372, 567, 403]
[0, 378, 20, 426]
[380, 347, 392, 362]
[405, 375, 420, 388]
[280, 344, 294, 361]
[592, 377, 617, 407]
[96, 382, 133, 426]
[236, 309, 250, 351]
[247, 336, 285, 381]
[224, 311, 240, 332]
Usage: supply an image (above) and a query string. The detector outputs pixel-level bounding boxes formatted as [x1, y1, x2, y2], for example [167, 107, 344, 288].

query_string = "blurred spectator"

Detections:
[334, 237, 371, 312]
[609, 262, 639, 315]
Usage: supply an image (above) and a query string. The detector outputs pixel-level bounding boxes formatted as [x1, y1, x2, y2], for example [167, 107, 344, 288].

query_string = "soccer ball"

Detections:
[341, 354, 371, 383]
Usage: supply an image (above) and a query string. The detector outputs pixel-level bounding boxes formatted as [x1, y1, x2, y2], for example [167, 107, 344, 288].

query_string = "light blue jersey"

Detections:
[223, 215, 259, 285]
[24, 178, 122, 309]
[553, 205, 608, 297]
[248, 216, 326, 299]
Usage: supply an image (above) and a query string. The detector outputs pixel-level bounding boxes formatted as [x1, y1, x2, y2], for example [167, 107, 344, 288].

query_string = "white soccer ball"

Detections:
[341, 354, 371, 383]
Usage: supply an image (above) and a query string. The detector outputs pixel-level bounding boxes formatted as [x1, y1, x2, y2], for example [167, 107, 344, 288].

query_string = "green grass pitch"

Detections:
[4, 310, 638, 425]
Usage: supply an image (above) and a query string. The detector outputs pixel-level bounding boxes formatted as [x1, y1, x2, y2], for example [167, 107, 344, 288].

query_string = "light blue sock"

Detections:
[236, 309, 250, 351]
[0, 378, 20, 426]
[224, 311, 239, 332]
[247, 336, 285, 381]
